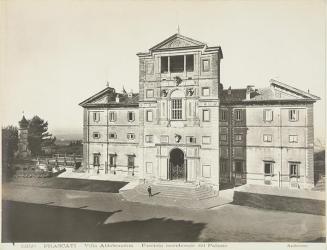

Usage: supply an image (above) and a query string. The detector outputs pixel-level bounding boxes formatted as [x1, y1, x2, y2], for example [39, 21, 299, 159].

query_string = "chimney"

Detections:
[246, 85, 254, 100]
[115, 94, 120, 103]
[228, 86, 232, 95]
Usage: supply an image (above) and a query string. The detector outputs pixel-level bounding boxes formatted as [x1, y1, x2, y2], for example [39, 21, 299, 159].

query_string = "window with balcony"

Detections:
[170, 55, 184, 73]
[186, 54, 194, 72]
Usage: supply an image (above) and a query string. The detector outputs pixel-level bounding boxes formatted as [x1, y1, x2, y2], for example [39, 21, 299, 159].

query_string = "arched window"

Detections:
[170, 90, 184, 120]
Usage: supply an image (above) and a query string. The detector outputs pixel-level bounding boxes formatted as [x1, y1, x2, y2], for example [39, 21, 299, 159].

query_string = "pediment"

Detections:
[150, 33, 205, 51]
[270, 79, 320, 100]
[79, 87, 116, 107]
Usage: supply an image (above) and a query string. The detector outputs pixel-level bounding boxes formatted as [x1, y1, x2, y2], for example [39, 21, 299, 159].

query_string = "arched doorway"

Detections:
[169, 148, 186, 180]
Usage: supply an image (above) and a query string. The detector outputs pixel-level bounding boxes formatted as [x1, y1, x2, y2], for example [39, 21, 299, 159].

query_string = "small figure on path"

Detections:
[147, 185, 152, 198]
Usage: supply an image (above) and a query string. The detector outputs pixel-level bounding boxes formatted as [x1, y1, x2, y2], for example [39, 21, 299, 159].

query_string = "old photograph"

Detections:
[0, 0, 325, 247]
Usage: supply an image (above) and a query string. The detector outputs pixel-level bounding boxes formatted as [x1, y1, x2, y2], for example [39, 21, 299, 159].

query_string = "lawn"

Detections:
[10, 177, 128, 193]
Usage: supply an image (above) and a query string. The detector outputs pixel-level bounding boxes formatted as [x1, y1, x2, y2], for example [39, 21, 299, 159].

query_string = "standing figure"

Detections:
[147, 185, 152, 198]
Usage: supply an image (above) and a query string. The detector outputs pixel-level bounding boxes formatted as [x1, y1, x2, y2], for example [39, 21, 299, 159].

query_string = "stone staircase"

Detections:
[313, 176, 325, 191]
[119, 181, 232, 210]
[134, 182, 218, 200]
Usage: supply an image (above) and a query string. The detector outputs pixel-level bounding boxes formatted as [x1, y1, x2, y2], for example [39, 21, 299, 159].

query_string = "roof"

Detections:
[221, 89, 247, 102]
[221, 79, 320, 105]
[19, 115, 29, 128]
[137, 33, 223, 58]
[79, 87, 139, 108]
[150, 33, 206, 51]
[269, 79, 320, 100]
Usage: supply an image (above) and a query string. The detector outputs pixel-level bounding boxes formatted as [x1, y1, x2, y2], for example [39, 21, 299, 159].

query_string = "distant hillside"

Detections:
[52, 129, 82, 141]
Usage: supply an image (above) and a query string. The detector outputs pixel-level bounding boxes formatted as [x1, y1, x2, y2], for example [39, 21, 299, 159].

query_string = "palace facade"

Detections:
[79, 33, 319, 190]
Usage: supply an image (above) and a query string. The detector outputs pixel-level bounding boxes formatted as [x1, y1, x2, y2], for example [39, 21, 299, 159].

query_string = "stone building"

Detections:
[80, 33, 319, 190]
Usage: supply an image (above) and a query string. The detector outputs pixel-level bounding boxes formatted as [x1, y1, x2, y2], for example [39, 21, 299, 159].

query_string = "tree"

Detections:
[2, 126, 18, 181]
[27, 116, 55, 156]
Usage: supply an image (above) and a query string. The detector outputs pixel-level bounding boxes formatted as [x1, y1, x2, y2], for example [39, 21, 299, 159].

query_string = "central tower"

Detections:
[137, 33, 223, 189]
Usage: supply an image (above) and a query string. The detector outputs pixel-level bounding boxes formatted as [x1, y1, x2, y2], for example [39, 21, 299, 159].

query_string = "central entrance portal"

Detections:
[169, 148, 186, 180]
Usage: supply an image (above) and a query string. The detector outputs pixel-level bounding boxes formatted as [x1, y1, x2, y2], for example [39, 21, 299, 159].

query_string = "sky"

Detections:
[0, 0, 325, 141]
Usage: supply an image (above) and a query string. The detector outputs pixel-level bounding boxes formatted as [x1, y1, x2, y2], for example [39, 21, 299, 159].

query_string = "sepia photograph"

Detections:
[0, 0, 326, 248]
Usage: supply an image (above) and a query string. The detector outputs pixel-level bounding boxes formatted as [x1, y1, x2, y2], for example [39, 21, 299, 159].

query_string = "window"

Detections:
[186, 136, 196, 144]
[93, 132, 100, 139]
[171, 99, 182, 120]
[202, 165, 211, 178]
[109, 112, 116, 122]
[93, 112, 100, 122]
[186, 54, 194, 72]
[161, 56, 168, 73]
[289, 163, 299, 177]
[109, 154, 116, 167]
[109, 111, 116, 122]
[264, 109, 273, 122]
[108, 133, 117, 139]
[127, 111, 135, 122]
[202, 87, 210, 96]
[146, 162, 153, 174]
[170, 55, 184, 73]
[146, 110, 153, 122]
[220, 134, 227, 141]
[220, 110, 227, 121]
[203, 109, 210, 122]
[145, 135, 153, 143]
[289, 109, 299, 121]
[202, 136, 211, 144]
[127, 155, 135, 167]
[289, 135, 298, 143]
[146, 63, 154, 74]
[264, 162, 273, 176]
[202, 59, 210, 72]
[235, 109, 242, 121]
[235, 134, 243, 141]
[146, 89, 154, 98]
[127, 133, 135, 140]
[263, 134, 272, 142]
[160, 135, 169, 143]
[93, 154, 100, 166]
